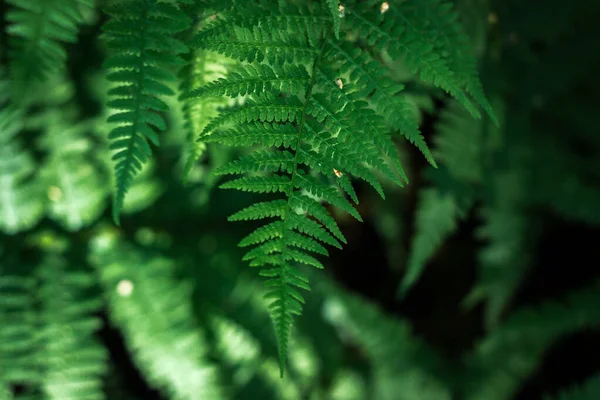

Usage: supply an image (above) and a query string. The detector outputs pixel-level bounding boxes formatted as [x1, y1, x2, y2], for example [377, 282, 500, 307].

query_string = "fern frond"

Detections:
[344, 0, 493, 120]
[398, 188, 461, 297]
[103, 0, 191, 224]
[398, 99, 484, 296]
[6, 0, 94, 101]
[465, 280, 600, 400]
[177, 6, 233, 181]
[189, 0, 491, 374]
[321, 280, 452, 400]
[40, 115, 109, 231]
[37, 256, 107, 400]
[0, 108, 45, 234]
[467, 170, 533, 328]
[0, 274, 39, 386]
[324, 0, 342, 39]
[545, 375, 600, 400]
[321, 43, 436, 167]
[90, 234, 223, 399]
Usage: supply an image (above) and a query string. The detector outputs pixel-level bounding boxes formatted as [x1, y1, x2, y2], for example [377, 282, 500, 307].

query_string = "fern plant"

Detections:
[4, 0, 598, 398]
[183, 0, 493, 373]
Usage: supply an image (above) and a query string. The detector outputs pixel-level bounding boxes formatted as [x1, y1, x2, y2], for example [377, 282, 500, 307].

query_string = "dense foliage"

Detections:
[1, 0, 599, 399]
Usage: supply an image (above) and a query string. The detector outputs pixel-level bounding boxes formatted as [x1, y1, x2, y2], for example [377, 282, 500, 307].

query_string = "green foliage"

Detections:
[0, 108, 44, 234]
[186, 0, 493, 373]
[90, 232, 222, 400]
[6, 0, 94, 102]
[1, 0, 599, 398]
[546, 375, 600, 400]
[103, 0, 191, 224]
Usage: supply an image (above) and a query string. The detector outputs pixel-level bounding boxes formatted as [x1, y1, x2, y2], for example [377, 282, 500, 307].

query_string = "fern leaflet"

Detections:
[103, 0, 190, 224]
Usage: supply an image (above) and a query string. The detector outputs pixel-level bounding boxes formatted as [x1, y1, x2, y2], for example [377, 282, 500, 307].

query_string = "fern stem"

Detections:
[275, 27, 333, 376]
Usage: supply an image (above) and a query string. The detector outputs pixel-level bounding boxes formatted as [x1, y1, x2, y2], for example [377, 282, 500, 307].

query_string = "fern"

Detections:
[398, 100, 484, 297]
[40, 115, 109, 231]
[186, 0, 490, 374]
[0, 274, 39, 389]
[344, 0, 494, 121]
[321, 280, 452, 400]
[468, 169, 533, 328]
[546, 375, 600, 400]
[90, 231, 223, 400]
[6, 0, 93, 102]
[0, 108, 44, 234]
[398, 188, 462, 297]
[465, 280, 600, 400]
[103, 0, 191, 224]
[36, 255, 107, 400]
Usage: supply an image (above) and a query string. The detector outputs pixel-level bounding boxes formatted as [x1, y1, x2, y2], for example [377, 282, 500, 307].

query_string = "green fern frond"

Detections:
[321, 280, 452, 400]
[103, 0, 191, 225]
[467, 170, 533, 328]
[398, 188, 461, 297]
[546, 375, 600, 400]
[0, 108, 45, 234]
[0, 274, 39, 387]
[40, 115, 109, 231]
[324, 0, 342, 39]
[36, 256, 107, 400]
[398, 100, 484, 297]
[6, 0, 93, 102]
[321, 43, 436, 168]
[90, 233, 223, 399]
[189, 0, 490, 374]
[465, 280, 600, 400]
[344, 0, 493, 120]
[177, 6, 233, 182]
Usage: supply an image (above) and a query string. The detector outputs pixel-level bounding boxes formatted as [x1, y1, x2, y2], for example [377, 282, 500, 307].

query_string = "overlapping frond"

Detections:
[0, 274, 39, 389]
[469, 170, 532, 328]
[343, 0, 494, 121]
[103, 0, 191, 224]
[398, 100, 482, 296]
[546, 375, 600, 400]
[321, 280, 452, 400]
[465, 280, 600, 400]
[90, 234, 222, 400]
[40, 115, 109, 231]
[0, 108, 44, 234]
[37, 256, 107, 400]
[6, 0, 93, 102]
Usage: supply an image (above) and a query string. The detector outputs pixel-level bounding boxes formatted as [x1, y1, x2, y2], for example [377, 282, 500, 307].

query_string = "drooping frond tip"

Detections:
[103, 0, 190, 224]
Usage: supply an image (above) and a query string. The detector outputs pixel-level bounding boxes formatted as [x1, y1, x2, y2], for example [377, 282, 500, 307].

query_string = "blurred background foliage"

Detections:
[1, 0, 600, 399]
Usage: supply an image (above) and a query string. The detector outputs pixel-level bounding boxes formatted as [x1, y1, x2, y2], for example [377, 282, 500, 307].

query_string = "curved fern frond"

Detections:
[467, 170, 533, 328]
[398, 188, 461, 297]
[545, 375, 600, 400]
[398, 100, 483, 297]
[103, 0, 191, 224]
[0, 108, 44, 234]
[344, 0, 494, 121]
[189, 0, 491, 373]
[37, 256, 107, 400]
[0, 274, 39, 388]
[40, 115, 109, 231]
[321, 280, 452, 400]
[177, 4, 233, 182]
[465, 280, 600, 400]
[90, 233, 222, 399]
[6, 0, 93, 102]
